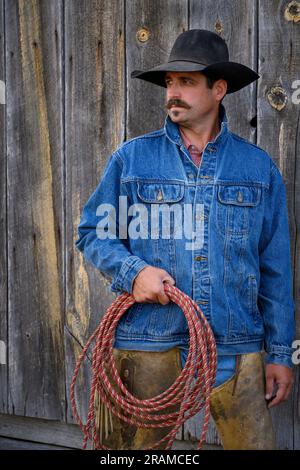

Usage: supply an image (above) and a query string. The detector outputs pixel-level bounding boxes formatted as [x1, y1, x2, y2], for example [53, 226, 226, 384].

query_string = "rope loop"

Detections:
[70, 283, 217, 450]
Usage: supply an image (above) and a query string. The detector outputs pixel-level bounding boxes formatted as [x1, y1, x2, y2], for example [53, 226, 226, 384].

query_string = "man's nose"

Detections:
[167, 81, 181, 98]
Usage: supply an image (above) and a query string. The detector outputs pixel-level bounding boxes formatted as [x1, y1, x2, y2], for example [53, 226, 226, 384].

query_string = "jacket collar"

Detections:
[164, 102, 229, 147]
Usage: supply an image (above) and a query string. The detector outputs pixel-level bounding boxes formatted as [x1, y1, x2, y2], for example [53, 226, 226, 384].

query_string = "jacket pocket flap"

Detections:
[137, 182, 184, 203]
[217, 185, 261, 206]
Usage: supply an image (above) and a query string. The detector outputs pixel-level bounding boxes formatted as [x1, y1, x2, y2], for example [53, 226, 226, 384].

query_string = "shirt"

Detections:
[179, 127, 203, 167]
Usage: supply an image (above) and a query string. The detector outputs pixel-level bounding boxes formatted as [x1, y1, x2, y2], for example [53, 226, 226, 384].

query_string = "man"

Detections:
[75, 29, 295, 449]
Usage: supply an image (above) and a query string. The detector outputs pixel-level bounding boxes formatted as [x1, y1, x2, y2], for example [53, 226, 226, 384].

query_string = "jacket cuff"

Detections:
[264, 352, 293, 369]
[110, 256, 149, 294]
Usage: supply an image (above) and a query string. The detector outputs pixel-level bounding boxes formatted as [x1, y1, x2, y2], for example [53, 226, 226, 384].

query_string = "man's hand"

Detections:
[132, 266, 175, 305]
[265, 363, 294, 408]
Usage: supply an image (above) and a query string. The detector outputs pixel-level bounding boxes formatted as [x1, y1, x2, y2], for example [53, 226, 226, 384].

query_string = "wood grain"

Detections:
[126, 0, 188, 138]
[257, 0, 300, 450]
[0, 0, 7, 414]
[6, 0, 65, 419]
[65, 0, 125, 424]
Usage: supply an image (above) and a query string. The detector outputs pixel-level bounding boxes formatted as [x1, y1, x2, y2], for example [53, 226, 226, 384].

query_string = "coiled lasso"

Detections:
[70, 283, 217, 450]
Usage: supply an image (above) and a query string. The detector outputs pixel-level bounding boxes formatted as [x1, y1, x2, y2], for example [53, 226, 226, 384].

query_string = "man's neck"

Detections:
[179, 112, 221, 149]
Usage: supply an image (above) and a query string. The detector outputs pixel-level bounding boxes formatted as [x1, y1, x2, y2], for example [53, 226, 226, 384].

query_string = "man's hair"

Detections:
[202, 71, 227, 103]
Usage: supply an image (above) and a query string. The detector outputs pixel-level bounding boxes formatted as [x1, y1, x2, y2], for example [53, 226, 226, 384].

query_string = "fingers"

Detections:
[132, 267, 175, 304]
[265, 364, 294, 408]
[135, 287, 170, 304]
[162, 276, 175, 286]
[156, 274, 175, 304]
[265, 375, 275, 401]
[157, 288, 171, 305]
[267, 383, 289, 408]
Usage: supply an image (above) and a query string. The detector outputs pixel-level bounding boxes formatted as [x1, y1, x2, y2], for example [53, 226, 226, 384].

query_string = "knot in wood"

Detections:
[267, 86, 288, 111]
[136, 27, 150, 43]
[284, 1, 300, 22]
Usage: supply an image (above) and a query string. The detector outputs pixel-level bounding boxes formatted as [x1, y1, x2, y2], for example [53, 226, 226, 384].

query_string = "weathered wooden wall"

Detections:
[257, 0, 300, 449]
[0, 0, 299, 449]
[0, 0, 7, 416]
[4, 0, 65, 420]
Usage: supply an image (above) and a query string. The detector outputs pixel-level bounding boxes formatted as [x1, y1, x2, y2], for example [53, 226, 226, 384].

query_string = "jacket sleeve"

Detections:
[75, 151, 149, 294]
[258, 161, 295, 368]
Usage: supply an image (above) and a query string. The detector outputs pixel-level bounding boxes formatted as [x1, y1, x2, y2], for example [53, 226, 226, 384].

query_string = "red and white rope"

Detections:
[70, 283, 217, 450]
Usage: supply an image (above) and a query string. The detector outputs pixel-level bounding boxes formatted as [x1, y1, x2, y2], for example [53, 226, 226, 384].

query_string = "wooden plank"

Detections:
[257, 0, 300, 450]
[6, 0, 65, 419]
[190, 0, 258, 142]
[0, 413, 221, 450]
[0, 437, 70, 450]
[65, 0, 125, 424]
[126, 0, 189, 138]
[294, 369, 300, 449]
[0, 0, 7, 414]
[185, 0, 258, 446]
[64, 327, 91, 427]
[0, 413, 89, 449]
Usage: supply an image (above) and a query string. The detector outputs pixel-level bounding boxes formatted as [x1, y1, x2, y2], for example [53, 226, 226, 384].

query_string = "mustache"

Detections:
[165, 99, 191, 110]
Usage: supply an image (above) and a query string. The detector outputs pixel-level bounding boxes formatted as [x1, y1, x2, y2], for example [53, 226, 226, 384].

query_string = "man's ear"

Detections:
[215, 78, 227, 102]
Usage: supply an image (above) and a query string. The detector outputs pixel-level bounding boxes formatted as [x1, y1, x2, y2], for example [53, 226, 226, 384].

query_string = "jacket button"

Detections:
[156, 190, 163, 201]
[237, 191, 243, 202]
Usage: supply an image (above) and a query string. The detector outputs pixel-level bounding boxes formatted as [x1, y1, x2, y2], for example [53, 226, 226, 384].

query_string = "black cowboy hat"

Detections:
[131, 29, 259, 94]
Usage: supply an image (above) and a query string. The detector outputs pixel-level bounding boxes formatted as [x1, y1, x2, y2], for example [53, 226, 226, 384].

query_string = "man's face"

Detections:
[164, 71, 226, 125]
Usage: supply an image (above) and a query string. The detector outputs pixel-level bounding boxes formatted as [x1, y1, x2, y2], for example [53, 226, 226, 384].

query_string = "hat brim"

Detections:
[131, 61, 260, 94]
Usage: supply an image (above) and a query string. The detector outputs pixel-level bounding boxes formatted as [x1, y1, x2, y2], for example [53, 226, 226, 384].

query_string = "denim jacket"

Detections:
[75, 104, 295, 368]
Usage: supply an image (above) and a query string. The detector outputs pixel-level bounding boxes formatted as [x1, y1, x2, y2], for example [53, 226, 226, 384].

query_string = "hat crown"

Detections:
[169, 29, 229, 65]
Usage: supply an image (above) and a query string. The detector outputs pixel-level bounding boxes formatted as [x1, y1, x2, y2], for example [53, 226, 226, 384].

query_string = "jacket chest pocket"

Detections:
[216, 184, 261, 236]
[136, 181, 185, 239]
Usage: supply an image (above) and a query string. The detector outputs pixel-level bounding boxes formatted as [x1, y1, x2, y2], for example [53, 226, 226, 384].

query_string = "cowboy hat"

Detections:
[131, 29, 259, 94]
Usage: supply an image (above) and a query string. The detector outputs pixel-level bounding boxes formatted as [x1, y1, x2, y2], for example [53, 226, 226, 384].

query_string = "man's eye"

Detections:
[165, 78, 193, 85]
